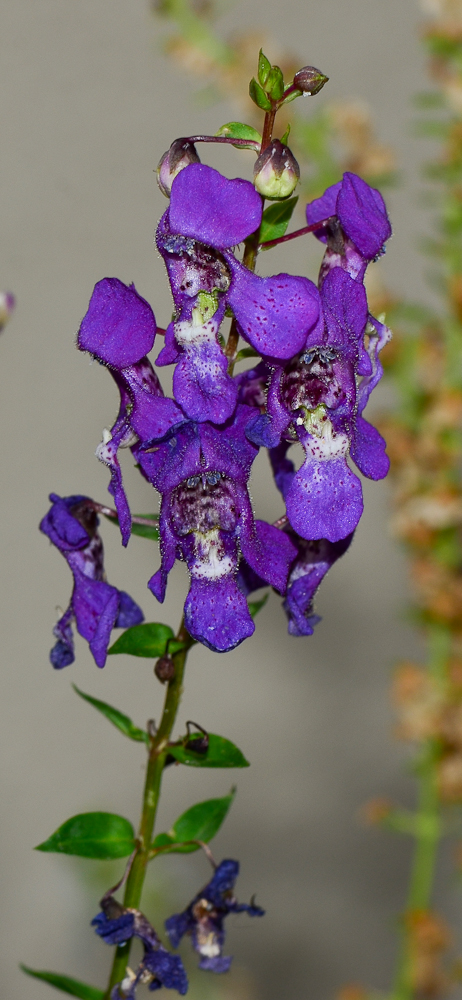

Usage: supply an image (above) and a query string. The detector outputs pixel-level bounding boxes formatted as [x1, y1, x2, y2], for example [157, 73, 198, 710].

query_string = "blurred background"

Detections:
[1, 1, 458, 998]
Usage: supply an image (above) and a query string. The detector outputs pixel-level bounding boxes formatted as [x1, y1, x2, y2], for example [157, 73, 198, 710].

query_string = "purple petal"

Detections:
[92, 910, 135, 946]
[198, 955, 232, 974]
[227, 259, 321, 359]
[285, 454, 364, 542]
[115, 591, 144, 628]
[40, 494, 90, 551]
[50, 607, 75, 668]
[172, 343, 238, 424]
[165, 912, 192, 950]
[240, 518, 297, 594]
[156, 321, 181, 366]
[318, 267, 367, 358]
[96, 425, 133, 546]
[337, 172, 392, 260]
[78, 278, 157, 367]
[283, 534, 353, 636]
[269, 441, 296, 498]
[184, 575, 254, 652]
[123, 360, 185, 440]
[148, 507, 178, 602]
[169, 163, 262, 249]
[305, 181, 342, 241]
[143, 947, 188, 995]
[136, 423, 201, 495]
[350, 415, 389, 480]
[198, 405, 258, 481]
[71, 570, 120, 668]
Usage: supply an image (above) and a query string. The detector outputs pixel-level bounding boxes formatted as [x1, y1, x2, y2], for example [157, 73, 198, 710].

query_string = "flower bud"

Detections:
[156, 139, 200, 198]
[293, 65, 329, 96]
[154, 655, 175, 682]
[253, 140, 300, 199]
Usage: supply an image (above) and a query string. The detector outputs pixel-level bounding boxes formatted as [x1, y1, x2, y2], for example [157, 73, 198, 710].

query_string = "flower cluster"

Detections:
[92, 859, 262, 996]
[42, 149, 391, 660]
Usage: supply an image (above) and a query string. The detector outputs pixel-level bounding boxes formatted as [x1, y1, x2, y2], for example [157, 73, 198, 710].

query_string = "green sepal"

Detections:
[281, 123, 291, 145]
[72, 684, 148, 745]
[152, 790, 235, 853]
[105, 512, 159, 542]
[35, 812, 135, 859]
[168, 732, 249, 768]
[249, 77, 272, 111]
[257, 49, 271, 87]
[266, 65, 284, 101]
[108, 622, 174, 658]
[20, 966, 104, 1000]
[259, 197, 298, 245]
[281, 88, 303, 105]
[215, 122, 262, 149]
[248, 593, 269, 617]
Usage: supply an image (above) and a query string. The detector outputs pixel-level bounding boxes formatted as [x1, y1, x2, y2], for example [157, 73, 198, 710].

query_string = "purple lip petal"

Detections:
[78, 278, 157, 367]
[285, 454, 364, 542]
[350, 415, 389, 480]
[239, 518, 297, 594]
[337, 172, 392, 261]
[169, 163, 262, 249]
[172, 343, 238, 424]
[226, 260, 321, 359]
[184, 576, 255, 652]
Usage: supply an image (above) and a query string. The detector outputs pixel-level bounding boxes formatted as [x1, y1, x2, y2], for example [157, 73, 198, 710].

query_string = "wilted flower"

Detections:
[165, 859, 264, 973]
[40, 494, 144, 668]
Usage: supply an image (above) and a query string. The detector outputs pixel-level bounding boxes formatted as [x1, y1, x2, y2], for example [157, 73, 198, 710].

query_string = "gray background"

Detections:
[1, 1, 457, 998]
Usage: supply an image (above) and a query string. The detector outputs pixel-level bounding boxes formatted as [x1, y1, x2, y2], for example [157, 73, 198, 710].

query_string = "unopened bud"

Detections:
[154, 655, 175, 683]
[293, 65, 329, 96]
[253, 140, 300, 199]
[156, 139, 200, 197]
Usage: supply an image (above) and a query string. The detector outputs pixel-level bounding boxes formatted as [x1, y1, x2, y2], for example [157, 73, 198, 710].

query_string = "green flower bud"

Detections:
[156, 138, 200, 197]
[253, 140, 300, 199]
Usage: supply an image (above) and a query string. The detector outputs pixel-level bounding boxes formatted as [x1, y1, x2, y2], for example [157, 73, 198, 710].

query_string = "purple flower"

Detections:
[40, 494, 144, 668]
[248, 268, 390, 542]
[156, 163, 321, 423]
[306, 171, 392, 283]
[93, 898, 188, 997]
[78, 277, 185, 545]
[134, 405, 296, 651]
[165, 859, 264, 973]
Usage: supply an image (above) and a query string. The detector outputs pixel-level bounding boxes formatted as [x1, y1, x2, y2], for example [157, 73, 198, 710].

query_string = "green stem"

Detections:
[105, 623, 192, 998]
[390, 625, 451, 1000]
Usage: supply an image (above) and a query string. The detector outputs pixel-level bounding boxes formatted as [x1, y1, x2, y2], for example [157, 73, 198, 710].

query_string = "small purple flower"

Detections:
[248, 268, 390, 542]
[78, 277, 185, 545]
[165, 859, 264, 973]
[156, 163, 321, 423]
[40, 494, 143, 668]
[134, 405, 296, 652]
[93, 897, 188, 997]
[306, 171, 392, 283]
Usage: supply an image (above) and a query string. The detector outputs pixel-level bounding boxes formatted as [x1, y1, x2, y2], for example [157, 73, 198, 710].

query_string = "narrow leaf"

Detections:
[215, 122, 262, 149]
[248, 593, 269, 618]
[169, 732, 249, 768]
[235, 346, 261, 364]
[105, 512, 159, 542]
[35, 812, 135, 859]
[152, 790, 235, 854]
[257, 49, 271, 87]
[72, 685, 148, 745]
[108, 622, 174, 658]
[260, 197, 298, 244]
[20, 966, 104, 1000]
[249, 78, 272, 112]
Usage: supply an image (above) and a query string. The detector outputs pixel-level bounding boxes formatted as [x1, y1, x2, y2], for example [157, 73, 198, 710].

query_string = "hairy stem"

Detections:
[105, 621, 192, 998]
[390, 625, 450, 1000]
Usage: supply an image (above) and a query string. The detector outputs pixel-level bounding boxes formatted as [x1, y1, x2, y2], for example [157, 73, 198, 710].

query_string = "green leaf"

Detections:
[169, 732, 249, 768]
[257, 48, 271, 87]
[234, 346, 261, 364]
[72, 685, 148, 745]
[20, 967, 104, 1000]
[215, 122, 262, 149]
[105, 512, 159, 542]
[259, 197, 298, 245]
[249, 77, 272, 112]
[248, 593, 269, 618]
[108, 622, 174, 658]
[35, 812, 135, 859]
[266, 65, 284, 101]
[152, 790, 235, 853]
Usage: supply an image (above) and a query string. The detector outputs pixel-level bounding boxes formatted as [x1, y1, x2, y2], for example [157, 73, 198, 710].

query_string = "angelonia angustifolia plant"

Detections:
[27, 51, 392, 1000]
